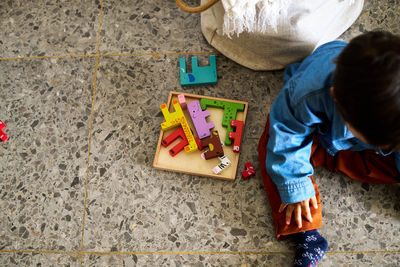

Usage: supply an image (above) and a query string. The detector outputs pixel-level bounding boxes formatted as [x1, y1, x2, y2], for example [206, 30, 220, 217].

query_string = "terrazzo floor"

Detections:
[0, 0, 399, 266]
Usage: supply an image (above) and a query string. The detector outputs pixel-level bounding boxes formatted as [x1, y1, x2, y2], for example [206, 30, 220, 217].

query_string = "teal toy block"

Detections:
[200, 99, 244, 145]
[180, 55, 217, 86]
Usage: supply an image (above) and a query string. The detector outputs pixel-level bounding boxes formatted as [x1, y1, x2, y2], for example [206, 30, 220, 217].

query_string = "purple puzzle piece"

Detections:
[187, 100, 215, 139]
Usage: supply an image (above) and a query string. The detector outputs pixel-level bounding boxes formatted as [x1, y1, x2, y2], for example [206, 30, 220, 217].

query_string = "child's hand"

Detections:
[278, 196, 318, 228]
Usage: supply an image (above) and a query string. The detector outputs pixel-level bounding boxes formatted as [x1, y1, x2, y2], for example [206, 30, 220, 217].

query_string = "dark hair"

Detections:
[333, 31, 400, 151]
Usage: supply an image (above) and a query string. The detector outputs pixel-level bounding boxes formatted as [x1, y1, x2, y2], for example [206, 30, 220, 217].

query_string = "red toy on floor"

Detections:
[241, 162, 255, 179]
[0, 120, 8, 142]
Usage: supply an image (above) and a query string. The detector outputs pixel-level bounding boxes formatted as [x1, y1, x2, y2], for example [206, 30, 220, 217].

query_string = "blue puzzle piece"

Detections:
[180, 55, 217, 86]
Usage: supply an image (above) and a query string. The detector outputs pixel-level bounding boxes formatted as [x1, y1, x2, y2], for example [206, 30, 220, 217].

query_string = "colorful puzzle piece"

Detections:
[162, 127, 189, 157]
[178, 94, 187, 110]
[0, 120, 7, 142]
[0, 132, 7, 142]
[201, 139, 224, 159]
[160, 100, 198, 153]
[187, 100, 215, 139]
[180, 55, 217, 86]
[228, 120, 244, 152]
[212, 155, 231, 174]
[200, 99, 245, 145]
[200, 130, 224, 160]
[195, 137, 205, 150]
[242, 162, 255, 179]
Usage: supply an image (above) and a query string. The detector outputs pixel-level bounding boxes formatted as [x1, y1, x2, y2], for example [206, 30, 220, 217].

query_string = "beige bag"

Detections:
[177, 0, 364, 71]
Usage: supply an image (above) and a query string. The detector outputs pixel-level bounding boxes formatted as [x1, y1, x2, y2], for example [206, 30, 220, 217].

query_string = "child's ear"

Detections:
[330, 87, 336, 99]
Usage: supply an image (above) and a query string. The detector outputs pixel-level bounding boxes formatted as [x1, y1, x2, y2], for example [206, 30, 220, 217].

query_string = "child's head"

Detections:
[333, 31, 400, 151]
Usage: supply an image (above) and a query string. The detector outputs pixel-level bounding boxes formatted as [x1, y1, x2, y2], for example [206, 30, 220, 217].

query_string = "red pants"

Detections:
[258, 116, 400, 240]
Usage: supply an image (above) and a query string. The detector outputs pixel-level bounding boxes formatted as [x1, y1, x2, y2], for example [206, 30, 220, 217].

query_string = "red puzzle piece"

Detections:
[0, 132, 7, 142]
[245, 162, 254, 171]
[0, 120, 7, 142]
[242, 170, 255, 179]
[162, 127, 188, 157]
[241, 161, 255, 179]
[195, 137, 204, 150]
[228, 120, 244, 152]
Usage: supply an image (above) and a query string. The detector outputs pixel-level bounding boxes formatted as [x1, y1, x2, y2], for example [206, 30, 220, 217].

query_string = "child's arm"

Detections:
[265, 41, 345, 227]
[266, 84, 334, 226]
[266, 93, 321, 203]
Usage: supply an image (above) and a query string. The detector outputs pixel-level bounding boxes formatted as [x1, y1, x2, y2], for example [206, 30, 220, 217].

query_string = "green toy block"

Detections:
[200, 99, 244, 145]
[180, 55, 217, 86]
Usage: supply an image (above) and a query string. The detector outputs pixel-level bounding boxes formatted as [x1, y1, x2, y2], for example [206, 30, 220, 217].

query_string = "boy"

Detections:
[258, 31, 400, 266]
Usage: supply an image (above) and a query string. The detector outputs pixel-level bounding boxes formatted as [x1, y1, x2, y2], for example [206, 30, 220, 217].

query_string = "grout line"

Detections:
[79, 251, 291, 256]
[0, 54, 97, 61]
[79, 0, 103, 253]
[0, 51, 217, 61]
[100, 51, 218, 57]
[0, 250, 399, 256]
[326, 251, 400, 255]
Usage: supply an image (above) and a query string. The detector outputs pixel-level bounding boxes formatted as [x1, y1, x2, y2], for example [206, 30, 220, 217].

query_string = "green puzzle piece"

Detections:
[200, 99, 245, 145]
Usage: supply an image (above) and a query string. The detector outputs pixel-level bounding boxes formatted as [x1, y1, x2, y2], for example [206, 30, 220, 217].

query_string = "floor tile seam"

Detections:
[79, 0, 104, 253]
[0, 51, 218, 61]
[0, 250, 400, 255]
[0, 54, 97, 61]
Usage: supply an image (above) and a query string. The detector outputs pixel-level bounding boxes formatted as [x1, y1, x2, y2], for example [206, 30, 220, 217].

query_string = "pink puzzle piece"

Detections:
[178, 94, 187, 110]
[187, 100, 214, 139]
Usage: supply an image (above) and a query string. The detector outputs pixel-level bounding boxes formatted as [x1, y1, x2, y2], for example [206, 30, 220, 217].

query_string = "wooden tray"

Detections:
[153, 91, 248, 181]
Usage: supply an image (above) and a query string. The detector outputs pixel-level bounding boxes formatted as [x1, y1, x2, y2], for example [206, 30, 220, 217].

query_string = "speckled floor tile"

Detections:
[340, 0, 400, 41]
[0, 0, 100, 58]
[99, 0, 212, 54]
[316, 167, 400, 252]
[0, 252, 80, 267]
[0, 57, 95, 251]
[322, 252, 400, 266]
[82, 253, 292, 267]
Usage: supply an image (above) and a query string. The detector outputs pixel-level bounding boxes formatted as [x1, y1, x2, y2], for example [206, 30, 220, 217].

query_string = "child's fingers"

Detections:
[311, 196, 318, 209]
[295, 205, 302, 228]
[303, 201, 313, 223]
[285, 205, 294, 225]
[278, 203, 287, 213]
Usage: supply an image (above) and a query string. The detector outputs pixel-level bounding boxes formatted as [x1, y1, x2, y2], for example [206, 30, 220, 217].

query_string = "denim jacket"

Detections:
[266, 41, 400, 204]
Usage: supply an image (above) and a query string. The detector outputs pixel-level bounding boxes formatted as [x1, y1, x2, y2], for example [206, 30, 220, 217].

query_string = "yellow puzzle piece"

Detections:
[160, 100, 198, 153]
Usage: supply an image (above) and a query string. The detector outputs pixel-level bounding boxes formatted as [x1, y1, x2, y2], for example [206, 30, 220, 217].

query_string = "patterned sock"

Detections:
[293, 229, 328, 267]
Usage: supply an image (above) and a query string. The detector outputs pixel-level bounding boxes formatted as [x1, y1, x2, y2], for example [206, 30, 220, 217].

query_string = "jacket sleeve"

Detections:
[266, 87, 327, 204]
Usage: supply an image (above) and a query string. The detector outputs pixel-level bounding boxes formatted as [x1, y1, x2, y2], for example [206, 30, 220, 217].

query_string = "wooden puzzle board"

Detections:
[153, 91, 248, 181]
